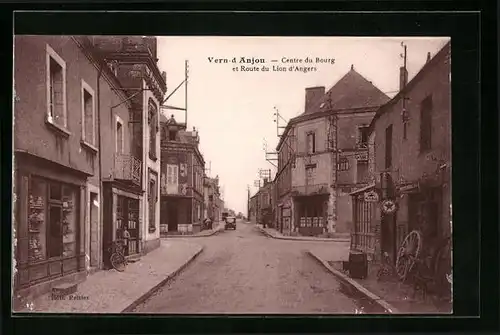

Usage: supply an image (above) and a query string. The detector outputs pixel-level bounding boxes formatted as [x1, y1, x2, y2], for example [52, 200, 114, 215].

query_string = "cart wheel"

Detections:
[396, 230, 422, 281]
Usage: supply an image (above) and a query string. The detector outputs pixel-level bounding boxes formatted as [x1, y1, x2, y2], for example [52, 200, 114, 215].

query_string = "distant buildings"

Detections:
[204, 175, 223, 223]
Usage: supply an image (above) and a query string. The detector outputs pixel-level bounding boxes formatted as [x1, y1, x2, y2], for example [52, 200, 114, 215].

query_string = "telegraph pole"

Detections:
[247, 185, 251, 221]
[185, 60, 189, 126]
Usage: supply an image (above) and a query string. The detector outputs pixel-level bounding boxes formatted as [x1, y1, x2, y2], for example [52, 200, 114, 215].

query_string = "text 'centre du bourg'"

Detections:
[207, 57, 336, 73]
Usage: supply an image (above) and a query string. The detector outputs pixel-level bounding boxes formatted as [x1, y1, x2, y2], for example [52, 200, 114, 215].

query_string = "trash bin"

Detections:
[348, 251, 368, 279]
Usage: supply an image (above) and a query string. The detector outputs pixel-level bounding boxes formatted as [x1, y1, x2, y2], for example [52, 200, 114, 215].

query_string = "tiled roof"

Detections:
[306, 67, 390, 115]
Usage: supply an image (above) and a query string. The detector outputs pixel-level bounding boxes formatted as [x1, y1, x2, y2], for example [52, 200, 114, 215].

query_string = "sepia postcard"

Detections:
[12, 35, 452, 315]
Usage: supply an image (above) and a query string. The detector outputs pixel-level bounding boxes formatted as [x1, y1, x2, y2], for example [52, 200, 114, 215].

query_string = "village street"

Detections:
[133, 220, 385, 314]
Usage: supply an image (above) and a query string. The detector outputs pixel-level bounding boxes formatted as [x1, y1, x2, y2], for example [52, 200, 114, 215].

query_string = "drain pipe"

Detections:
[96, 63, 104, 269]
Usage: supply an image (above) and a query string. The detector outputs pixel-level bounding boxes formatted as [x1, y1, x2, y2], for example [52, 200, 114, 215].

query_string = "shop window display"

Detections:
[62, 186, 77, 257]
[28, 179, 47, 263]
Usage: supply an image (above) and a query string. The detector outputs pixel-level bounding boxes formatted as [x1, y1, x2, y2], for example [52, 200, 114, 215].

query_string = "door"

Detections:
[89, 192, 98, 267]
[167, 201, 178, 232]
[381, 212, 397, 264]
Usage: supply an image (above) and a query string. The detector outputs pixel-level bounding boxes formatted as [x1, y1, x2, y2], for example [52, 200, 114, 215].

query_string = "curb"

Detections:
[162, 229, 222, 238]
[121, 246, 204, 313]
[256, 226, 350, 243]
[306, 250, 399, 314]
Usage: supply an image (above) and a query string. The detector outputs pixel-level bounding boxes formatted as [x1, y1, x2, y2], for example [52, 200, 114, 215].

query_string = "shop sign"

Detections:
[364, 190, 379, 202]
[381, 199, 397, 214]
[355, 151, 369, 161]
[399, 182, 419, 193]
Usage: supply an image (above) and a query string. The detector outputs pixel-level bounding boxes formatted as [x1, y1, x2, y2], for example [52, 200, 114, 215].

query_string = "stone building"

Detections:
[90, 36, 167, 255]
[349, 41, 451, 265]
[160, 115, 205, 234]
[275, 66, 389, 236]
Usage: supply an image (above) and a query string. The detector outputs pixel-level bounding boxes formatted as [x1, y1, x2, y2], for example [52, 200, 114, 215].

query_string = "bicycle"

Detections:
[108, 239, 128, 272]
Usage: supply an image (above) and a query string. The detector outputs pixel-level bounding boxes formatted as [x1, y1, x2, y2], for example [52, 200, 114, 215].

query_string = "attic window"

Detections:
[169, 130, 177, 141]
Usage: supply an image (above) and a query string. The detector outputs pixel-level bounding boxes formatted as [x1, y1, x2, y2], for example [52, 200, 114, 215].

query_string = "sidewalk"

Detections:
[15, 239, 203, 313]
[256, 224, 351, 242]
[162, 221, 224, 238]
[307, 249, 452, 314]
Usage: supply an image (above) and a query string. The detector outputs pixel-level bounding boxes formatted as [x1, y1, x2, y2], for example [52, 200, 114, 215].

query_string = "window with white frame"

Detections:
[116, 116, 124, 154]
[46, 45, 67, 128]
[81, 80, 96, 145]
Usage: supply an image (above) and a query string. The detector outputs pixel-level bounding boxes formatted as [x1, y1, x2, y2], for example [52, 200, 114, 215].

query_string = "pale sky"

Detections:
[157, 36, 450, 215]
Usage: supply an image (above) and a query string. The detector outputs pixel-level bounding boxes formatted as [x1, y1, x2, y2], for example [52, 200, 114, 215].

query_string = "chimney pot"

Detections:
[304, 86, 326, 114]
[426, 52, 431, 63]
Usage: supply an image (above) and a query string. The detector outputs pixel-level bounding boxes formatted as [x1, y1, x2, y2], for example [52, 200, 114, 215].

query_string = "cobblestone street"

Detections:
[133, 220, 384, 314]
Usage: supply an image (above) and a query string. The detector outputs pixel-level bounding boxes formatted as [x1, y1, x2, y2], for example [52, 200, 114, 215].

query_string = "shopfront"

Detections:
[294, 194, 328, 236]
[102, 182, 142, 266]
[14, 155, 86, 293]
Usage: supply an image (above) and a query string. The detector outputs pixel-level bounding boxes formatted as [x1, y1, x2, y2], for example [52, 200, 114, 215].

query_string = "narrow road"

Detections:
[133, 220, 383, 314]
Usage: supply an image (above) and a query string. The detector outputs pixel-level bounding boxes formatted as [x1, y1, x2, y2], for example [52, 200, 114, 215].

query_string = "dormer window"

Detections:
[169, 130, 177, 141]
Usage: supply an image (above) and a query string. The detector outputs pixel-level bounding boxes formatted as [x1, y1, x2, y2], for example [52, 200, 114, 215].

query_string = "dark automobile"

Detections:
[225, 216, 237, 230]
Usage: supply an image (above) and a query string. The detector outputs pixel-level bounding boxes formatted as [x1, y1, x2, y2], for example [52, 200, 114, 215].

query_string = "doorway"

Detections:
[167, 201, 178, 232]
[381, 212, 397, 264]
[89, 192, 98, 267]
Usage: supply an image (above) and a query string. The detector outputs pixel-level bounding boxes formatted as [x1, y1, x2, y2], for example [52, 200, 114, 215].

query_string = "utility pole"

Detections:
[247, 185, 250, 221]
[185, 60, 189, 127]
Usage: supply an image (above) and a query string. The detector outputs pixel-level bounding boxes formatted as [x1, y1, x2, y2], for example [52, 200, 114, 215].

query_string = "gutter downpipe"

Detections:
[97, 63, 104, 269]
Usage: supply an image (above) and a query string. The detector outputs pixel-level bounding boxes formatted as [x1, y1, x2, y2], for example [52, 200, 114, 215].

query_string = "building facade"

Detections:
[13, 36, 169, 305]
[204, 175, 222, 222]
[350, 42, 451, 264]
[276, 67, 389, 236]
[91, 36, 167, 255]
[160, 115, 205, 234]
[14, 36, 103, 301]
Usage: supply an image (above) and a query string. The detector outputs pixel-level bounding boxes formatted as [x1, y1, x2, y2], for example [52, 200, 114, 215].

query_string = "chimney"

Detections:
[162, 71, 167, 83]
[426, 52, 431, 63]
[304, 86, 325, 114]
[399, 66, 408, 91]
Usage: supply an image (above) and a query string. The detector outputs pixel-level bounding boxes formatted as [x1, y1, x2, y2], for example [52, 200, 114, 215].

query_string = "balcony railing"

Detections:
[114, 154, 142, 186]
[291, 183, 330, 196]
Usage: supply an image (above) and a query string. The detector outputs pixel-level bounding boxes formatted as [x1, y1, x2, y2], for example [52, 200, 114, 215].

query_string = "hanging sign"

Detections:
[399, 182, 419, 193]
[364, 190, 379, 202]
[381, 199, 397, 214]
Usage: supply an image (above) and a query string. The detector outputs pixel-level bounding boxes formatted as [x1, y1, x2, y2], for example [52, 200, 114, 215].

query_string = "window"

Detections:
[148, 99, 158, 160]
[46, 45, 67, 128]
[116, 116, 124, 154]
[306, 132, 316, 154]
[169, 130, 177, 141]
[358, 125, 369, 148]
[148, 171, 158, 232]
[306, 166, 316, 185]
[81, 80, 95, 145]
[28, 178, 78, 262]
[337, 157, 350, 171]
[385, 124, 393, 169]
[420, 96, 433, 152]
